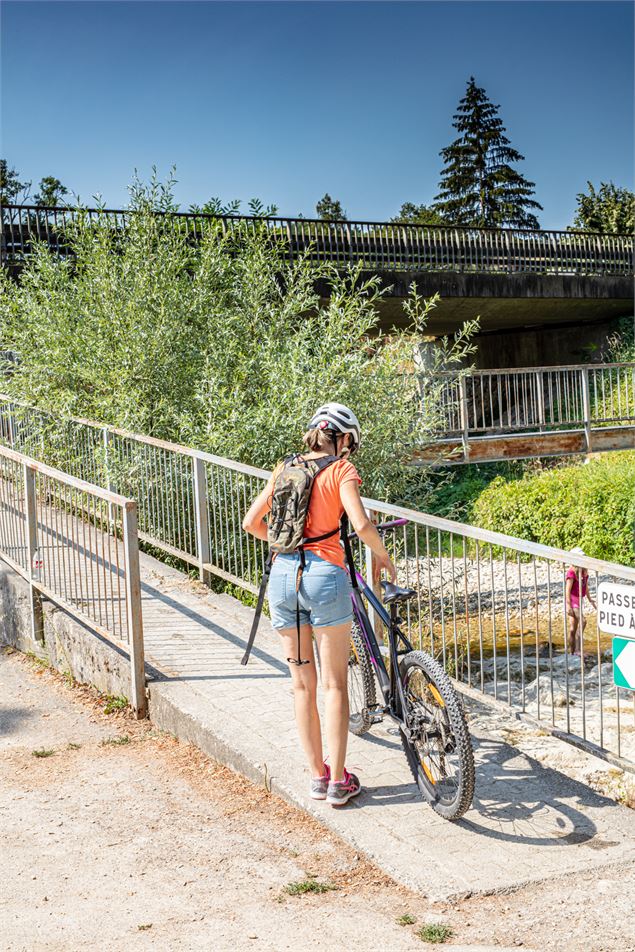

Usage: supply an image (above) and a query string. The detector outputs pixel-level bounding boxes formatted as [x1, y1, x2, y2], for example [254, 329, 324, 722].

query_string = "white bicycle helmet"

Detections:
[307, 402, 361, 451]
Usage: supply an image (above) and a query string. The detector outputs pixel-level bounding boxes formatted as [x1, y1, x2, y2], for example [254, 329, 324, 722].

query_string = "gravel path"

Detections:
[2, 648, 634, 951]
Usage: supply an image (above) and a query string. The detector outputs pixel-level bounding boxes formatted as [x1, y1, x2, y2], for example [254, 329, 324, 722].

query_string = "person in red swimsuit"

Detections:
[565, 548, 597, 656]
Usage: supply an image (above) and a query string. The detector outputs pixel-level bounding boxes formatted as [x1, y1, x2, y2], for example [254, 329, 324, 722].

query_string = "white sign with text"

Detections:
[597, 581, 635, 637]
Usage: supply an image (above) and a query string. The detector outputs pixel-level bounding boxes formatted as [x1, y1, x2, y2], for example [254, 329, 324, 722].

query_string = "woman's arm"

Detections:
[340, 480, 397, 582]
[242, 478, 274, 542]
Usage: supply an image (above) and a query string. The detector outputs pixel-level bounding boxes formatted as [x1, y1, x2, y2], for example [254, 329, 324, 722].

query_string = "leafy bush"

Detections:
[425, 460, 527, 522]
[471, 452, 635, 565]
[0, 173, 476, 506]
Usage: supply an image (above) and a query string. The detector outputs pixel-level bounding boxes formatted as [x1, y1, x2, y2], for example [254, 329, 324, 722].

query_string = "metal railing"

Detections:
[2, 204, 633, 276]
[433, 362, 635, 442]
[0, 395, 634, 767]
[0, 441, 146, 716]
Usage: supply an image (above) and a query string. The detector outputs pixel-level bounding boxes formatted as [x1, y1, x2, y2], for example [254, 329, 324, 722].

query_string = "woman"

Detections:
[242, 402, 396, 806]
[565, 547, 596, 656]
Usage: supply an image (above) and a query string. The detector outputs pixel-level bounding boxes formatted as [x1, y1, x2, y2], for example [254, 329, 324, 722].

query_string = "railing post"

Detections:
[458, 375, 470, 462]
[122, 501, 147, 718]
[23, 463, 44, 643]
[103, 427, 115, 530]
[581, 367, 592, 453]
[535, 370, 545, 429]
[364, 507, 384, 638]
[8, 401, 16, 448]
[193, 455, 211, 585]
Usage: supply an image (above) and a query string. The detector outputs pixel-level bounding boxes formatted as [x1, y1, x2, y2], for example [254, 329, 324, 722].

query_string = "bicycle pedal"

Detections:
[370, 712, 384, 724]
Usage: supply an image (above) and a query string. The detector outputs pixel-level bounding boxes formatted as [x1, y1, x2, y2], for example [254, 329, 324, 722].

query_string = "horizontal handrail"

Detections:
[3, 202, 633, 237]
[361, 494, 635, 581]
[0, 440, 135, 507]
[3, 204, 632, 277]
[431, 361, 635, 377]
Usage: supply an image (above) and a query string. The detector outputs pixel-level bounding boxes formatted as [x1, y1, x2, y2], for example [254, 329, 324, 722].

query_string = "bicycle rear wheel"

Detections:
[399, 650, 474, 820]
[347, 620, 378, 735]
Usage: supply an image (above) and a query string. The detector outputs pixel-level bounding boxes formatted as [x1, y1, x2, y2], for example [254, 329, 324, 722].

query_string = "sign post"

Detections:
[597, 582, 635, 692]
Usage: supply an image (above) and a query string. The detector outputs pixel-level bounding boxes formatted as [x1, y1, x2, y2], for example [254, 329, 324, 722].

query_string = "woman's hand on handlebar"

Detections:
[373, 550, 397, 584]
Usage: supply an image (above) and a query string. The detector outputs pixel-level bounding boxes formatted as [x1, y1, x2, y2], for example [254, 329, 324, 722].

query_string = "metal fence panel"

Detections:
[0, 396, 634, 761]
[0, 442, 146, 716]
[3, 204, 633, 276]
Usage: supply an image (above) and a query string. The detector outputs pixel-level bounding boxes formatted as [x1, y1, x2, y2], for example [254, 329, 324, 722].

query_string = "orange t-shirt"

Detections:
[267, 457, 361, 570]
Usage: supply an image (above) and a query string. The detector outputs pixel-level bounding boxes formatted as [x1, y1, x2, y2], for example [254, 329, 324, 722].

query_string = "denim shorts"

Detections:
[268, 551, 353, 630]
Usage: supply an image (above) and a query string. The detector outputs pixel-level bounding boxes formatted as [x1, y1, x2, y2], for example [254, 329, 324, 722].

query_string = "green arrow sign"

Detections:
[613, 637, 635, 691]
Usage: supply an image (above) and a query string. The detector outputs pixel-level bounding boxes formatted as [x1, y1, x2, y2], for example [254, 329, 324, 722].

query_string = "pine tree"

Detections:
[434, 78, 542, 229]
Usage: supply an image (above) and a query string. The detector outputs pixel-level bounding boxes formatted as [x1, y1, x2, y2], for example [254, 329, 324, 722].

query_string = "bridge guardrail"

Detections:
[0, 395, 634, 768]
[2, 204, 633, 276]
[0, 440, 146, 716]
[430, 362, 635, 444]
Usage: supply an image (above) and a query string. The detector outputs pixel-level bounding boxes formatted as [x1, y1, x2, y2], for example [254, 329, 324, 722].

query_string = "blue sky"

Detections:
[2, 1, 633, 228]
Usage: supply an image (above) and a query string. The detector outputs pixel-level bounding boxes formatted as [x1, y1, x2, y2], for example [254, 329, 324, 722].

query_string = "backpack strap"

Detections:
[240, 550, 273, 666]
[340, 513, 359, 590]
[241, 454, 341, 668]
[287, 454, 340, 666]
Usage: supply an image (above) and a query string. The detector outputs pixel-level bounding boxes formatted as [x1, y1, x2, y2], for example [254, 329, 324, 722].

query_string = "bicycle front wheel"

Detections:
[399, 650, 474, 820]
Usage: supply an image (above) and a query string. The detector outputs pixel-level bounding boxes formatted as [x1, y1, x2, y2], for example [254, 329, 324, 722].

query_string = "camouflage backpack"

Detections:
[241, 454, 342, 667]
[267, 454, 339, 553]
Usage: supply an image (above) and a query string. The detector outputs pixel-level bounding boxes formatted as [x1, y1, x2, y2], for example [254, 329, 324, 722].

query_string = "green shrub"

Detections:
[471, 452, 635, 565]
[0, 172, 476, 507]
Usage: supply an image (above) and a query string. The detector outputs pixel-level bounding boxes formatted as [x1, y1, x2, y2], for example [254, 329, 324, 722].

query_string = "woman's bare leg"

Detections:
[315, 622, 352, 782]
[278, 624, 324, 777]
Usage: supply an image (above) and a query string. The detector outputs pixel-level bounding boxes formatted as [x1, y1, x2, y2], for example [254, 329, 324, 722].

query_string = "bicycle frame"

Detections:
[347, 522, 415, 732]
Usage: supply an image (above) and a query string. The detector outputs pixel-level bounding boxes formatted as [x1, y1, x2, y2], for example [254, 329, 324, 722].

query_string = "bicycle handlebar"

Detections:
[347, 517, 408, 541]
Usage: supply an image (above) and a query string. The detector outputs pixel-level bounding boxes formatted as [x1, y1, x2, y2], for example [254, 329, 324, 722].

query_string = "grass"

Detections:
[100, 734, 131, 747]
[67, 742, 82, 750]
[397, 914, 417, 926]
[283, 876, 338, 896]
[103, 694, 129, 715]
[32, 748, 55, 758]
[418, 923, 454, 944]
[137, 924, 153, 931]
[25, 651, 49, 670]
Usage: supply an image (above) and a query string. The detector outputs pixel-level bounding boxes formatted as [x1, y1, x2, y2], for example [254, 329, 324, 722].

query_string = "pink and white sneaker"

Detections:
[310, 763, 331, 800]
[325, 769, 361, 806]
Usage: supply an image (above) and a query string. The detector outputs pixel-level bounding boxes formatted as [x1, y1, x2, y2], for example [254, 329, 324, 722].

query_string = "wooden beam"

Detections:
[413, 426, 635, 466]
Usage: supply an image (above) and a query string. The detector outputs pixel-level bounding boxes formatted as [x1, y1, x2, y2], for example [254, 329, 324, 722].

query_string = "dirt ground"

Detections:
[1, 646, 633, 952]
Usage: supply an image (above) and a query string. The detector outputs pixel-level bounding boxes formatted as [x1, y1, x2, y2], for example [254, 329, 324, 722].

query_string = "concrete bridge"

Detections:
[2, 205, 633, 356]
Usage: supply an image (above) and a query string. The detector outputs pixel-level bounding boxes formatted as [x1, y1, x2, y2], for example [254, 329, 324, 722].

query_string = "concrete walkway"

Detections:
[137, 553, 635, 902]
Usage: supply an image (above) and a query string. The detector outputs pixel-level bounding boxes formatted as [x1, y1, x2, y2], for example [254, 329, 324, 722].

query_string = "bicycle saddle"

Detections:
[380, 580, 417, 605]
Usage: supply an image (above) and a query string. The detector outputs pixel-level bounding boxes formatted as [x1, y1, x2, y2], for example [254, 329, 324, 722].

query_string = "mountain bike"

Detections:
[342, 518, 475, 820]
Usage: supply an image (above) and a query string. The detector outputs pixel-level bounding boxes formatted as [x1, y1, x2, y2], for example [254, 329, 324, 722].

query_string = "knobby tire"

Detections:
[399, 651, 475, 820]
